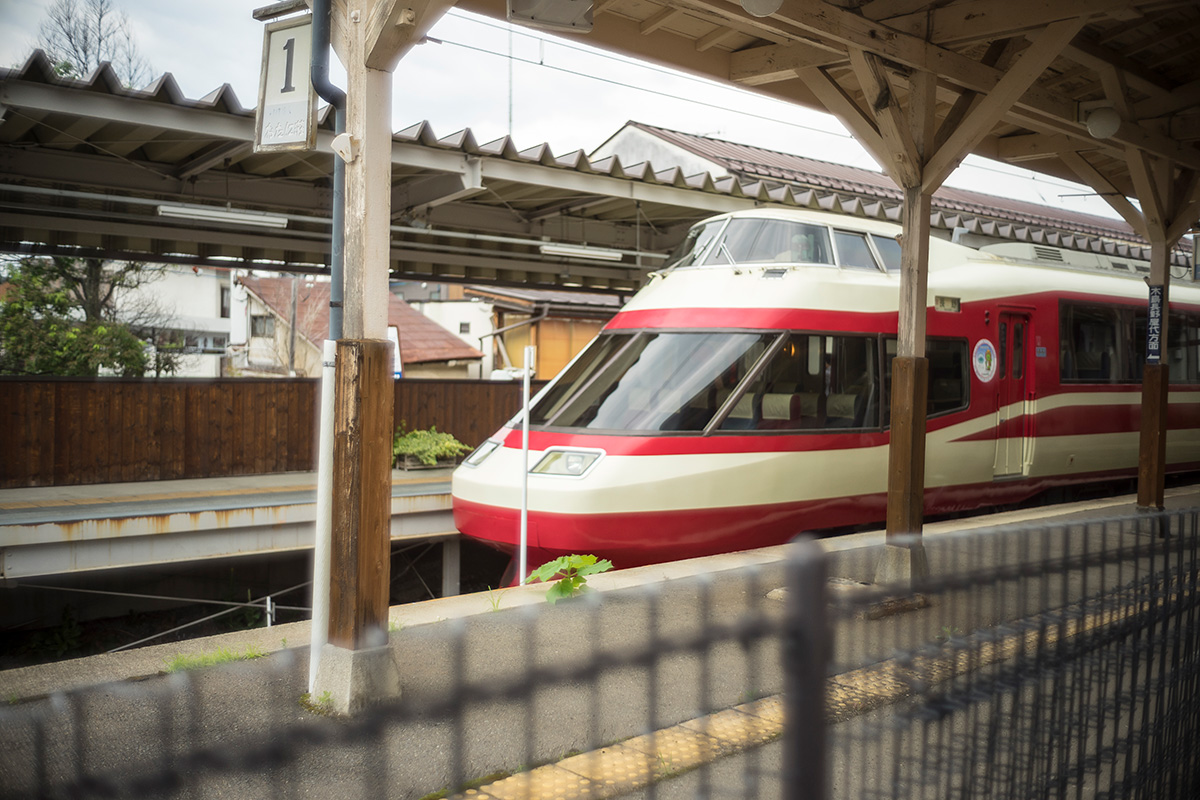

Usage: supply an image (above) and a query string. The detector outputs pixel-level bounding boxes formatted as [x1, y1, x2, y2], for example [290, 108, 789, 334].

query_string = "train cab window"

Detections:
[664, 219, 724, 270]
[833, 230, 881, 271]
[703, 219, 834, 266]
[531, 331, 779, 432]
[870, 234, 902, 272]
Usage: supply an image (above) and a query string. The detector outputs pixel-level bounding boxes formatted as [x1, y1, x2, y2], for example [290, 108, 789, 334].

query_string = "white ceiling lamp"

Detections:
[1085, 107, 1122, 140]
[157, 203, 289, 228]
[741, 0, 783, 17]
[539, 243, 624, 261]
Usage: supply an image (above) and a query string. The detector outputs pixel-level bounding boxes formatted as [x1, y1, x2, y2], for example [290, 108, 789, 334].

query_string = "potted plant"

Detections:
[392, 424, 472, 469]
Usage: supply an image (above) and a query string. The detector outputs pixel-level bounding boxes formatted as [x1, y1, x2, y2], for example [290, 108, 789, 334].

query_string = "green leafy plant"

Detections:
[163, 645, 267, 673]
[525, 554, 613, 604]
[392, 423, 472, 467]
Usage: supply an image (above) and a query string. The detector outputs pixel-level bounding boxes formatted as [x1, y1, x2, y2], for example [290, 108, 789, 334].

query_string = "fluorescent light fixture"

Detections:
[157, 203, 289, 229]
[539, 243, 624, 261]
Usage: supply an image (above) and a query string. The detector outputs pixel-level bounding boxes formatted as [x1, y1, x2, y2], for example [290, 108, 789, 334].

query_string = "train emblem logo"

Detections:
[973, 339, 997, 382]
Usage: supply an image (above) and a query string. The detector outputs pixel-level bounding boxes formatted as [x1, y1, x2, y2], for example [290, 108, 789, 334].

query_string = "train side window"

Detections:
[1169, 313, 1200, 384]
[882, 338, 967, 423]
[833, 230, 881, 271]
[1060, 302, 1137, 383]
[1012, 323, 1024, 380]
[870, 234, 902, 272]
[927, 340, 969, 416]
[744, 333, 879, 431]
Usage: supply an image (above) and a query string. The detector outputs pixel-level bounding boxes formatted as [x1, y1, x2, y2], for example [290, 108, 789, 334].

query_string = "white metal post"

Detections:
[309, 339, 336, 691]
[518, 344, 534, 583]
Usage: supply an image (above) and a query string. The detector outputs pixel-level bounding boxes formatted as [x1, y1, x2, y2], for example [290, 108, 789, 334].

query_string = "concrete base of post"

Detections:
[874, 541, 930, 587]
[312, 641, 400, 715]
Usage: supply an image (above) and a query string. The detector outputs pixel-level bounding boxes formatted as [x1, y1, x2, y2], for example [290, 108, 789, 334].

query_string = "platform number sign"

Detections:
[254, 15, 317, 153]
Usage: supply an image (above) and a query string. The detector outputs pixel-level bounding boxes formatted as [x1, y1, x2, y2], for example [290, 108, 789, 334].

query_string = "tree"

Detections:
[0, 255, 182, 377]
[36, 0, 151, 88]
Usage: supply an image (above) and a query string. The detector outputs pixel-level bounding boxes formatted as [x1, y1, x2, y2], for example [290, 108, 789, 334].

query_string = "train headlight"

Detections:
[463, 439, 501, 467]
[530, 449, 603, 477]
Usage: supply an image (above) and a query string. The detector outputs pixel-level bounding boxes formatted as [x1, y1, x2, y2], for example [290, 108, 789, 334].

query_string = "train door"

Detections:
[994, 311, 1032, 478]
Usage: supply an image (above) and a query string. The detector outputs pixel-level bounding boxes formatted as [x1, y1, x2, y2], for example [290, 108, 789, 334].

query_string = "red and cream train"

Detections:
[452, 208, 1200, 576]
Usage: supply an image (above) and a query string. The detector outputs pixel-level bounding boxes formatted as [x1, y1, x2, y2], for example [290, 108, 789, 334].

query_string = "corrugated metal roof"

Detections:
[626, 122, 1147, 247]
[1, 50, 1191, 286]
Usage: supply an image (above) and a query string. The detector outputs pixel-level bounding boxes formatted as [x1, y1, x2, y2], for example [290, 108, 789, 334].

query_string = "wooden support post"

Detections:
[1138, 363, 1169, 510]
[887, 356, 929, 537]
[887, 187, 932, 540]
[1138, 238, 1171, 510]
[330, 338, 394, 649]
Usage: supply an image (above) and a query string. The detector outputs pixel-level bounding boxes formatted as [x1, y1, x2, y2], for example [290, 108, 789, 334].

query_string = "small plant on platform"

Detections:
[525, 554, 613, 605]
[485, 586, 507, 612]
[299, 690, 335, 716]
[163, 644, 267, 673]
[392, 423, 472, 467]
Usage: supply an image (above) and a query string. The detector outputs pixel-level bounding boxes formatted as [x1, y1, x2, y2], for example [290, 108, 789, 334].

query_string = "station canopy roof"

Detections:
[1, 1, 1197, 292]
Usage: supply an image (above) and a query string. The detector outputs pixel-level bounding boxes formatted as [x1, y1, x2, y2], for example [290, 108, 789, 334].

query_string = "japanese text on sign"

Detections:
[1147, 284, 1163, 364]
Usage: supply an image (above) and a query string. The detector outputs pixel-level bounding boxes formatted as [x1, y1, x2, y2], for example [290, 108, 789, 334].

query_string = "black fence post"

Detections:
[784, 538, 829, 800]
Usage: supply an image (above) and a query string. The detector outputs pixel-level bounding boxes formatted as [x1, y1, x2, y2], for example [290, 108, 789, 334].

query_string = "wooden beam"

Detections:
[795, 66, 890, 176]
[730, 41, 839, 85]
[996, 132, 1090, 162]
[365, 0, 452, 71]
[1127, 148, 1167, 236]
[1059, 150, 1148, 238]
[1135, 78, 1200, 121]
[641, 7, 684, 35]
[848, 49, 921, 187]
[923, 19, 1085, 193]
[886, 0, 1122, 48]
[696, 26, 739, 52]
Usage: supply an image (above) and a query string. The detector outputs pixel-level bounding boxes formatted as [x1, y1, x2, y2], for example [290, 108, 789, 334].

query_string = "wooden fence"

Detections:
[0, 377, 542, 488]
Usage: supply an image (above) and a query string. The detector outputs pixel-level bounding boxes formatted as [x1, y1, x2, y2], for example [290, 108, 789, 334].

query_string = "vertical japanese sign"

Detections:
[255, 15, 316, 153]
[1147, 284, 1164, 364]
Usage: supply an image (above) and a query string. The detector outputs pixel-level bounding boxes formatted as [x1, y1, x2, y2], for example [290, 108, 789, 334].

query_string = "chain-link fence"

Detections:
[2, 509, 1198, 799]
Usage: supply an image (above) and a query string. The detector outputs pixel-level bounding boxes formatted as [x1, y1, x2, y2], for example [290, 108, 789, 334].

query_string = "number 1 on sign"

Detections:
[281, 37, 296, 93]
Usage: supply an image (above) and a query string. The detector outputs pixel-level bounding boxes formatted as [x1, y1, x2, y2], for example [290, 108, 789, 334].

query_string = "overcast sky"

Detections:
[0, 0, 1126, 221]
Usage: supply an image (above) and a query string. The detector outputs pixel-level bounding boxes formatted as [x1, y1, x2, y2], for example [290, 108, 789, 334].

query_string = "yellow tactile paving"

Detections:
[449, 591, 1155, 800]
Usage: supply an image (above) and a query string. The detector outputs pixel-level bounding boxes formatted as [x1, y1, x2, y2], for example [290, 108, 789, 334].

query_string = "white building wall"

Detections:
[112, 265, 234, 377]
[589, 126, 726, 180]
[411, 298, 496, 379]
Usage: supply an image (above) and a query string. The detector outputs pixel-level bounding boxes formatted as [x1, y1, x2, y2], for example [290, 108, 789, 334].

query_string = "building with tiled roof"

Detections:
[591, 122, 1194, 266]
[236, 276, 482, 378]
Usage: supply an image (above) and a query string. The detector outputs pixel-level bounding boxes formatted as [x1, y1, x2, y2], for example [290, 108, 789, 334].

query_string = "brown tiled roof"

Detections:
[626, 122, 1146, 246]
[241, 277, 482, 364]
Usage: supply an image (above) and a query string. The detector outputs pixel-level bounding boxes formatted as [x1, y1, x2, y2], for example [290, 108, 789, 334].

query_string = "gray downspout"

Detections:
[311, 0, 345, 340]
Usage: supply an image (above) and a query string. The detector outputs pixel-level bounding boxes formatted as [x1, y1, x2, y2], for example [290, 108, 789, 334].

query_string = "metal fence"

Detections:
[2, 509, 1198, 799]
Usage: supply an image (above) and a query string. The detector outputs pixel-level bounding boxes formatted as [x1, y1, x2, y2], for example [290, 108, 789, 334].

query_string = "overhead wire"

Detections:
[435, 9, 1116, 201]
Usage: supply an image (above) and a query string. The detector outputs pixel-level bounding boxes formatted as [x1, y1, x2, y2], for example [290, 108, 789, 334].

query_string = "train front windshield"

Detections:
[529, 331, 777, 432]
[529, 329, 888, 434]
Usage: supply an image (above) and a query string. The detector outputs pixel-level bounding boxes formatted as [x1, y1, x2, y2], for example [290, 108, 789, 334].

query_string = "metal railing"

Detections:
[2, 509, 1198, 799]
